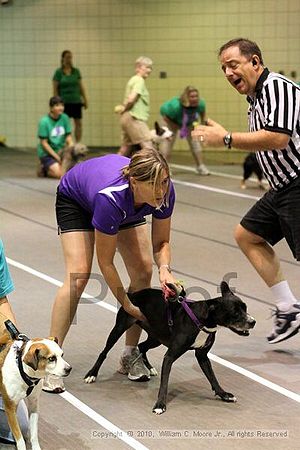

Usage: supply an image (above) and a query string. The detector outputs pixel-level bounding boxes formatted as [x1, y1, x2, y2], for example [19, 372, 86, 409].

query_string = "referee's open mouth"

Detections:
[234, 78, 242, 87]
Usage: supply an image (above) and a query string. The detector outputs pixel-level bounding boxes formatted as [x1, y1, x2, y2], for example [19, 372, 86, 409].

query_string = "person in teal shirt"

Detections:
[0, 238, 29, 444]
[37, 96, 74, 179]
[0, 239, 15, 322]
[160, 86, 210, 175]
[53, 50, 88, 142]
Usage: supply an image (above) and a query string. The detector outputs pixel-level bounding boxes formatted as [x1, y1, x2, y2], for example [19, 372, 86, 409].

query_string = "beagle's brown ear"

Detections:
[48, 336, 58, 344]
[23, 347, 40, 371]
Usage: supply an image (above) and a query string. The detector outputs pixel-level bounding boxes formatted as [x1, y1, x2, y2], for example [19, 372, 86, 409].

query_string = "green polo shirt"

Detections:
[160, 96, 206, 126]
[124, 75, 150, 122]
[53, 67, 82, 104]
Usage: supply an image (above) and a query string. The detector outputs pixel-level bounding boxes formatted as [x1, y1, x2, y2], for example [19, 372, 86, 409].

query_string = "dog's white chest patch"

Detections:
[191, 328, 217, 349]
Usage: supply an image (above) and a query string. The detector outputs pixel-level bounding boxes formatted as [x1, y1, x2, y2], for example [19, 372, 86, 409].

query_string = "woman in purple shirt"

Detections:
[44, 148, 178, 393]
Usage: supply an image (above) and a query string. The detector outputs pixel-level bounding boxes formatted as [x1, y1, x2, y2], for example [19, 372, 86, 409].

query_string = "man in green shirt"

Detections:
[116, 56, 153, 156]
[37, 96, 74, 179]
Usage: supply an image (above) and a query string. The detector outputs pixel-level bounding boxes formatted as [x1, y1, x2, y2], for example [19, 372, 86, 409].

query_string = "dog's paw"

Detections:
[84, 372, 97, 384]
[152, 402, 166, 415]
[216, 391, 237, 402]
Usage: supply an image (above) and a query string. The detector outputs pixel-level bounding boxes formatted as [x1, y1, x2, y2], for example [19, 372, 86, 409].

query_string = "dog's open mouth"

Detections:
[229, 326, 250, 336]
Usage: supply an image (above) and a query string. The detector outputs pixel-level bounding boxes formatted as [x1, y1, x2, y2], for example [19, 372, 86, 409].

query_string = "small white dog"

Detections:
[0, 321, 71, 450]
[150, 121, 173, 145]
[60, 142, 89, 173]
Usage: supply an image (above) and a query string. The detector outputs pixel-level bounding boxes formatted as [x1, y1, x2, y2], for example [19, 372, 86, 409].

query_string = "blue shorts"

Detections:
[40, 155, 57, 173]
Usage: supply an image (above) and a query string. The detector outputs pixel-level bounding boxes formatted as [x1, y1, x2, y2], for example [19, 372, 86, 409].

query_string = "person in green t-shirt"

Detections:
[37, 96, 74, 179]
[115, 56, 153, 156]
[160, 86, 210, 175]
[53, 50, 88, 142]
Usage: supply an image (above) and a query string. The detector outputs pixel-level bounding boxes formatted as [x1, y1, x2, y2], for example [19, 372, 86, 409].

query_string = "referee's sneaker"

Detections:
[268, 304, 300, 344]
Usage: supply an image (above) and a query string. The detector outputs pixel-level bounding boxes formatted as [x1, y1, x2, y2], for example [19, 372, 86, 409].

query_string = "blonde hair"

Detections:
[122, 148, 170, 208]
[135, 56, 153, 67]
[180, 85, 199, 107]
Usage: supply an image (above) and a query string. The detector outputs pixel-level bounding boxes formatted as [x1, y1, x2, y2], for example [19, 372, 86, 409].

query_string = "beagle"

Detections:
[0, 320, 71, 450]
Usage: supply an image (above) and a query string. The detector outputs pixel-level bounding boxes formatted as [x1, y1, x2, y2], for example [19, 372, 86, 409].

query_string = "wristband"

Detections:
[159, 264, 171, 273]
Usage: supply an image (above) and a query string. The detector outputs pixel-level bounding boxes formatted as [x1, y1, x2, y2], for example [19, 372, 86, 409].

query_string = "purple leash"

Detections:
[180, 297, 204, 329]
[165, 294, 205, 330]
[164, 291, 216, 348]
[180, 297, 216, 348]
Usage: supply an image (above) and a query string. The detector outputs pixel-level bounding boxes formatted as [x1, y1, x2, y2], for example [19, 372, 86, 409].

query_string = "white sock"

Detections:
[122, 345, 137, 357]
[271, 281, 297, 311]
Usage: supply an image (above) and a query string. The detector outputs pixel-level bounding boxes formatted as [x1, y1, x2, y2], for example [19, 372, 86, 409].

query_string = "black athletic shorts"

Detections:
[64, 103, 82, 119]
[240, 176, 300, 260]
[56, 190, 146, 234]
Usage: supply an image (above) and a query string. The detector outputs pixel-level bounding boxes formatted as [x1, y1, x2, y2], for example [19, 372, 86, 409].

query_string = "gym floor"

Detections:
[1, 147, 299, 450]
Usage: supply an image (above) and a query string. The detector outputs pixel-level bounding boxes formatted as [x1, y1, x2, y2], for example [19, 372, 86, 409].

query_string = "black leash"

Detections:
[4, 320, 42, 396]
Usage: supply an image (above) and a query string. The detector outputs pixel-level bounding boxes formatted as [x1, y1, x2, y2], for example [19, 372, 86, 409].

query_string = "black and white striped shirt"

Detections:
[247, 68, 300, 190]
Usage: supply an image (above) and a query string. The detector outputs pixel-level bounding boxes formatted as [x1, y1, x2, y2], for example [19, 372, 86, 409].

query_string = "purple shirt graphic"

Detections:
[59, 154, 175, 235]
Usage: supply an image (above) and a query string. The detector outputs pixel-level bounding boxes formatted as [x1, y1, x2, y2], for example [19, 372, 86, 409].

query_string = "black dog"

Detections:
[84, 282, 255, 414]
[241, 153, 266, 190]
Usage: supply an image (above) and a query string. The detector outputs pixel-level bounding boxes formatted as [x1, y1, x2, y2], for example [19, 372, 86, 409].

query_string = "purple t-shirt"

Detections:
[59, 154, 175, 235]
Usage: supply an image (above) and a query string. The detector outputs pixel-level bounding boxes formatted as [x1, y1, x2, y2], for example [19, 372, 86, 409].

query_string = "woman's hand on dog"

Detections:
[123, 300, 146, 321]
[159, 267, 177, 288]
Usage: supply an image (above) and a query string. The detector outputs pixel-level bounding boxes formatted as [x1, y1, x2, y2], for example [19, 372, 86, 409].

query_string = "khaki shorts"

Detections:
[120, 111, 152, 146]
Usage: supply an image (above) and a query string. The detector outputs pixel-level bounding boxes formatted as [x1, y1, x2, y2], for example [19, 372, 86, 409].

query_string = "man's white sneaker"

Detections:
[267, 304, 300, 344]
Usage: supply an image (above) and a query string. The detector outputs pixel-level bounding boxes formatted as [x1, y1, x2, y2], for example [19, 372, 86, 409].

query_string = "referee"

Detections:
[192, 38, 300, 345]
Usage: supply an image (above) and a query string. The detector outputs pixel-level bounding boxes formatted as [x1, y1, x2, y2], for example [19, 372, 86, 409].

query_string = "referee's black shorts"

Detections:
[240, 176, 300, 260]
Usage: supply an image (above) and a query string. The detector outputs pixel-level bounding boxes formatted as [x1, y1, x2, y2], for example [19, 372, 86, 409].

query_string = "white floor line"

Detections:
[8, 257, 300, 406]
[61, 391, 149, 450]
[172, 179, 261, 200]
[171, 162, 269, 185]
[7, 258, 117, 314]
[209, 354, 300, 403]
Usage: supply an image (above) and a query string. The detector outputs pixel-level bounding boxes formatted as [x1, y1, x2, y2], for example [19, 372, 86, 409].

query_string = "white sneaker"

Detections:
[267, 304, 300, 344]
[196, 164, 210, 175]
[42, 374, 65, 394]
[118, 348, 150, 382]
